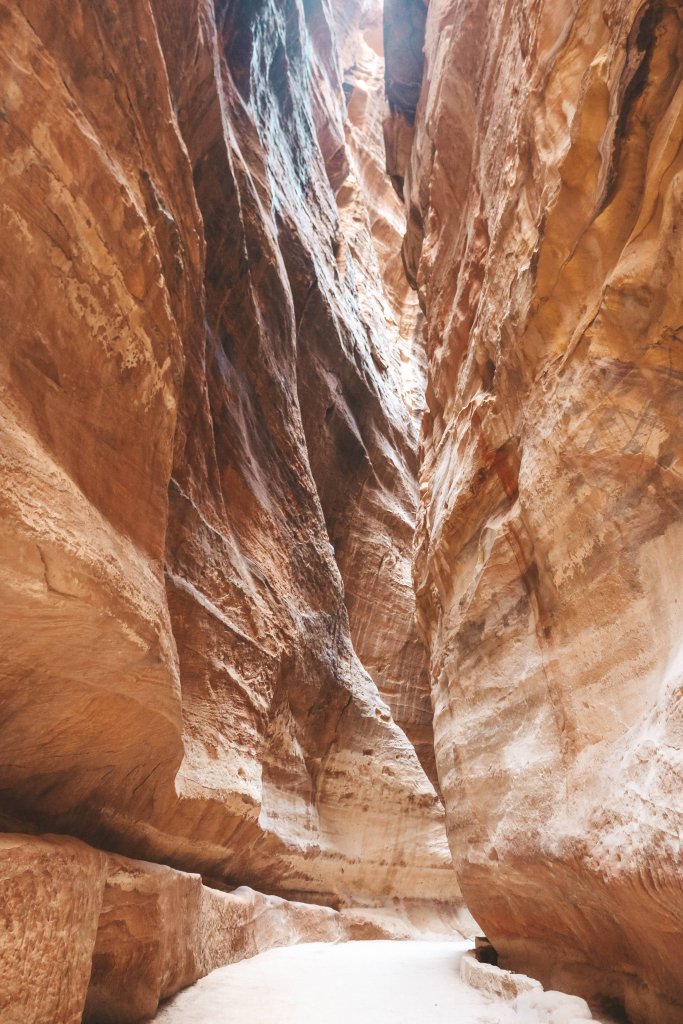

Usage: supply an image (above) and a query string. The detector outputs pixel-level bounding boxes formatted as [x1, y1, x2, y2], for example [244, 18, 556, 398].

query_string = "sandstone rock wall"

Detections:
[2, 830, 470, 1023]
[318, 0, 438, 786]
[0, 0, 460, 1011]
[0, 832, 354, 1023]
[395, 0, 683, 1020]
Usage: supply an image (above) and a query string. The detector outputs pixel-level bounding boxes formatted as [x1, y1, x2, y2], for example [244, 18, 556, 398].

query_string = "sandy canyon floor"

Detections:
[155, 940, 547, 1024]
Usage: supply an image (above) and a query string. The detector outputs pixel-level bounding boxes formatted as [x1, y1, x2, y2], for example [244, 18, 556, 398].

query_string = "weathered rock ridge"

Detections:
[0, 0, 463, 1017]
[326, 0, 438, 787]
[393, 0, 683, 1021]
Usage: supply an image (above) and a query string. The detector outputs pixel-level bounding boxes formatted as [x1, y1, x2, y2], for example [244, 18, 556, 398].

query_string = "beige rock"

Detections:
[83, 862, 347, 1023]
[84, 856, 207, 1023]
[395, 0, 683, 1020]
[460, 950, 543, 1002]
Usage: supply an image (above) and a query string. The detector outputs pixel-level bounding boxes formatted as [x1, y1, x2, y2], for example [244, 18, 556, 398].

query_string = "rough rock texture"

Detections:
[83, 860, 350, 1024]
[0, 835, 106, 1024]
[461, 951, 541, 1003]
[0, 0, 457, 919]
[1, 832, 369, 1024]
[397, 0, 683, 1021]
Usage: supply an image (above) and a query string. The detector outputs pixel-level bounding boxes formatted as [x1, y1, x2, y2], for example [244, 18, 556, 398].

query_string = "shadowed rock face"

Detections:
[0, 0, 457, 928]
[383, 0, 427, 199]
[395, 0, 683, 1020]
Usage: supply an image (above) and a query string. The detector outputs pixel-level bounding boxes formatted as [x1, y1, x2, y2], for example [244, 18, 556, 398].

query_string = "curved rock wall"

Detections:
[0, 0, 459, 1005]
[315, 0, 437, 786]
[396, 0, 683, 1020]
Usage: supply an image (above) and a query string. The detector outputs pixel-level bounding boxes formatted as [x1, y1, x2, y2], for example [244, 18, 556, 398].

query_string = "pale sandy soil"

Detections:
[155, 940, 523, 1024]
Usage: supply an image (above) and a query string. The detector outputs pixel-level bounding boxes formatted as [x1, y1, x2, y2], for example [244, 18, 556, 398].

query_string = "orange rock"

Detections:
[0, 835, 107, 1024]
[0, 0, 459, 1008]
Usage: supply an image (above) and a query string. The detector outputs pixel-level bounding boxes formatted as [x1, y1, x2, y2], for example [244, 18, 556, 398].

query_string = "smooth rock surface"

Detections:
[396, 0, 683, 1020]
[460, 950, 542, 1002]
[0, 0, 455, 915]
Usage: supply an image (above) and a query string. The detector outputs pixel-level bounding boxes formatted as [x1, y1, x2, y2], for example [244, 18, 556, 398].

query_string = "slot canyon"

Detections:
[0, 0, 681, 1022]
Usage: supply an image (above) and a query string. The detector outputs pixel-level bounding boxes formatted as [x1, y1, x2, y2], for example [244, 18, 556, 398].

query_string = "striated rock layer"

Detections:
[0, 0, 462, 1012]
[1, 830, 467, 1023]
[396, 0, 683, 1021]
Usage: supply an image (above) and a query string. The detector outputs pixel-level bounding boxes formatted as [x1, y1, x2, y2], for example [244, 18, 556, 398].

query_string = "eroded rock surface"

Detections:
[0, 0, 460, 1015]
[398, 0, 683, 1021]
[321, 0, 437, 786]
[0, 835, 106, 1024]
[0, 0, 453, 903]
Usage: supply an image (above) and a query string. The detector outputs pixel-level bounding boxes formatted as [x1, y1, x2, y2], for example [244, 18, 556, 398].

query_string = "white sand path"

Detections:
[155, 940, 524, 1024]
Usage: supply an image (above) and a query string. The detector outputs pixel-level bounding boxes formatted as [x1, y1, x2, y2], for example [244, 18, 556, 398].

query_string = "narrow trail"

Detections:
[155, 940, 521, 1023]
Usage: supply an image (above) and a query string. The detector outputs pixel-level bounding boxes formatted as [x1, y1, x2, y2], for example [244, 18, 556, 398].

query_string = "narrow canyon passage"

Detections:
[155, 942, 616, 1024]
[1, 0, 681, 1022]
[156, 942, 509, 1024]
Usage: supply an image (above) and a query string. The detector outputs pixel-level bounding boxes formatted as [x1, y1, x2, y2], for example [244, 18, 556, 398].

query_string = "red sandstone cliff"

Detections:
[390, 1, 683, 1021]
[0, 0, 461, 1019]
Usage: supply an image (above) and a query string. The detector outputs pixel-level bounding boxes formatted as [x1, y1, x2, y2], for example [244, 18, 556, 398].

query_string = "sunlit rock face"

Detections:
[0, 0, 458, 949]
[395, 0, 683, 1020]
